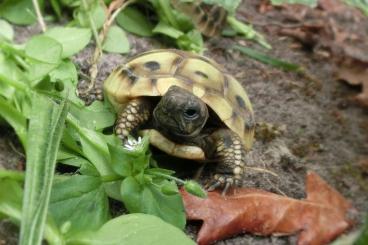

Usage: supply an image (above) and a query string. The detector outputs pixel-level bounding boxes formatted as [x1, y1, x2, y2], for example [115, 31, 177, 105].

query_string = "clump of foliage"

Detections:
[0, 15, 204, 244]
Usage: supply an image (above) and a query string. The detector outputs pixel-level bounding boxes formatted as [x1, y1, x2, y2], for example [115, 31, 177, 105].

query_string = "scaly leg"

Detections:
[204, 129, 247, 194]
[115, 98, 152, 140]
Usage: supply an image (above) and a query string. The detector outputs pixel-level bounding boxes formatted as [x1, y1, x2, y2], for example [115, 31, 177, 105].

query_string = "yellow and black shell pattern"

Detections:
[104, 49, 255, 150]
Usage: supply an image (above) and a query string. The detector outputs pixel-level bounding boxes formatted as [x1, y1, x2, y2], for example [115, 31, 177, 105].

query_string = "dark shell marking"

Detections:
[144, 61, 161, 71]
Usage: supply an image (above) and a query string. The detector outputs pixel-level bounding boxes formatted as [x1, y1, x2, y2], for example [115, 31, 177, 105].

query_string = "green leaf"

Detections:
[184, 180, 207, 198]
[67, 115, 114, 176]
[69, 214, 195, 245]
[0, 19, 14, 41]
[19, 95, 68, 245]
[45, 27, 92, 58]
[0, 0, 37, 25]
[71, 100, 115, 130]
[121, 177, 186, 229]
[49, 60, 78, 84]
[0, 96, 27, 147]
[50, 175, 110, 237]
[25, 35, 63, 64]
[108, 137, 150, 177]
[0, 177, 64, 245]
[25, 35, 63, 83]
[108, 144, 134, 177]
[227, 16, 271, 49]
[102, 26, 130, 54]
[177, 29, 203, 52]
[153, 21, 184, 39]
[76, 3, 106, 29]
[0, 53, 27, 98]
[233, 45, 303, 72]
[0, 178, 23, 221]
[116, 7, 154, 37]
[270, 0, 317, 7]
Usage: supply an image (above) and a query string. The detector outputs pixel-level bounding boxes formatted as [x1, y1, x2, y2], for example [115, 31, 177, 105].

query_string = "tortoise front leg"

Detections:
[204, 129, 246, 194]
[115, 98, 152, 140]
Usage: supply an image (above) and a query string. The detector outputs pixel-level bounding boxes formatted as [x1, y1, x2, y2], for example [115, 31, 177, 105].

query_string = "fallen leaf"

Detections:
[181, 172, 354, 245]
[259, 0, 368, 107]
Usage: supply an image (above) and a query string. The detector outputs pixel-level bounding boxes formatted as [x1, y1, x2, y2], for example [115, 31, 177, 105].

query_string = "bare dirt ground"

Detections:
[1, 0, 367, 244]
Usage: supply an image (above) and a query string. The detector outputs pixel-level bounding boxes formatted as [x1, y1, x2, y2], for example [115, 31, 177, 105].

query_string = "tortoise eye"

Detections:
[184, 108, 199, 120]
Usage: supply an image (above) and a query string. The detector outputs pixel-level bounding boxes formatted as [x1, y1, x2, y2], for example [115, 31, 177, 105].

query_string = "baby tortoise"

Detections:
[103, 49, 255, 192]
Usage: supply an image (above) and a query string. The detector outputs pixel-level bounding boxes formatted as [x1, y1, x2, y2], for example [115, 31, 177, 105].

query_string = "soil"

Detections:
[1, 0, 367, 244]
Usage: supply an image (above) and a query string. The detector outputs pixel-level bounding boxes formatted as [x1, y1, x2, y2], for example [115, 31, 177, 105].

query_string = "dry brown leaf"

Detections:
[182, 172, 354, 245]
[260, 0, 368, 107]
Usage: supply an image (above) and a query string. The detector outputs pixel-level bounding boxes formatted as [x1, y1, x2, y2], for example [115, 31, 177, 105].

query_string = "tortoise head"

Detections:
[153, 86, 209, 139]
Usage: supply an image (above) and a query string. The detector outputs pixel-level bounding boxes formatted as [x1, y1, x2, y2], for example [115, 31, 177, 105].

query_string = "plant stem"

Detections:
[148, 171, 185, 185]
[79, 0, 136, 96]
[32, 0, 47, 32]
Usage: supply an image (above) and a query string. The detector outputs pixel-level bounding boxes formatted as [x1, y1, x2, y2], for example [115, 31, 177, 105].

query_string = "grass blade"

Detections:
[233, 45, 302, 72]
[19, 94, 68, 245]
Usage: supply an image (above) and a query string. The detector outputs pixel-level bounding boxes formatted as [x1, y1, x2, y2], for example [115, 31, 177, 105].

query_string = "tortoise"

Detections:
[103, 49, 255, 191]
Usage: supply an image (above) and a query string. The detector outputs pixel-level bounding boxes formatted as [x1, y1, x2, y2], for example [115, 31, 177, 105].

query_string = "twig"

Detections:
[32, 0, 47, 32]
[79, 0, 136, 96]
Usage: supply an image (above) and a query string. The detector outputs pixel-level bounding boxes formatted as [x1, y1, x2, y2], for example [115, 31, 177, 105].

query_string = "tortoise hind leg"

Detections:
[115, 98, 152, 140]
[204, 129, 246, 194]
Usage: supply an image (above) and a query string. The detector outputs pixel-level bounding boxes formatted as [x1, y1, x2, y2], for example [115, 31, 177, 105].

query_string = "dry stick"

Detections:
[80, 0, 136, 96]
[32, 0, 47, 32]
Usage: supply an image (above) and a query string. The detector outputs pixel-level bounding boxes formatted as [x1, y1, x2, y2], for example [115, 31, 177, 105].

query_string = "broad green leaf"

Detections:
[202, 0, 242, 14]
[75, 101, 115, 130]
[271, 0, 317, 7]
[116, 7, 154, 37]
[76, 3, 106, 29]
[234, 45, 302, 72]
[0, 19, 14, 41]
[25, 35, 62, 64]
[0, 0, 37, 25]
[102, 26, 130, 54]
[0, 96, 27, 147]
[69, 214, 195, 245]
[49, 60, 78, 85]
[50, 175, 109, 237]
[108, 144, 134, 177]
[67, 115, 114, 176]
[19, 95, 68, 245]
[153, 21, 184, 39]
[25, 35, 63, 83]
[45, 27, 92, 58]
[108, 136, 150, 177]
[121, 177, 186, 229]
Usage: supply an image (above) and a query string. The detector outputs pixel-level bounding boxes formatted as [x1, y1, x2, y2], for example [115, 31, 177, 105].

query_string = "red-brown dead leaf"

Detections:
[181, 172, 354, 245]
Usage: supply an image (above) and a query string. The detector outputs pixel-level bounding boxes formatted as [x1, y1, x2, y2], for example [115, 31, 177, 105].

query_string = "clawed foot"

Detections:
[205, 174, 241, 195]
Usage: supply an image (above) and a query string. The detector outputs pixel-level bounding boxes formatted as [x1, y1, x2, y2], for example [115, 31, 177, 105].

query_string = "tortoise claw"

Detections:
[206, 174, 238, 195]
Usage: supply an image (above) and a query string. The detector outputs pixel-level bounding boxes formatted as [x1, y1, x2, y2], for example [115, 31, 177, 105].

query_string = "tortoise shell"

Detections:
[104, 49, 255, 151]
